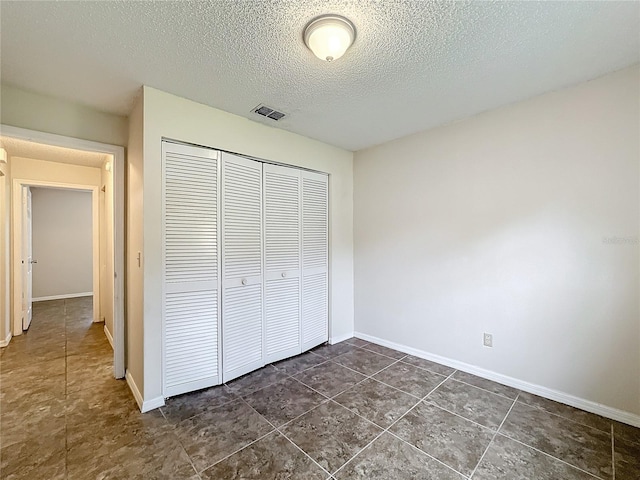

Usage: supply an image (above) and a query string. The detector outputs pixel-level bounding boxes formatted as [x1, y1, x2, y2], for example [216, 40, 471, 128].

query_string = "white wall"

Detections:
[133, 86, 354, 407]
[31, 188, 93, 299]
[354, 66, 640, 418]
[0, 84, 128, 147]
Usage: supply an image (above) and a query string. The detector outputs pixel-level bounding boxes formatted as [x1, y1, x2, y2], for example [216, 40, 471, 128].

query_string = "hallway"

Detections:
[0, 297, 188, 479]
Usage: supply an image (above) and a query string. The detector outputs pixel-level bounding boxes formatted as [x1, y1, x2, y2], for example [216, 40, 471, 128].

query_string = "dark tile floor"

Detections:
[1, 298, 638, 479]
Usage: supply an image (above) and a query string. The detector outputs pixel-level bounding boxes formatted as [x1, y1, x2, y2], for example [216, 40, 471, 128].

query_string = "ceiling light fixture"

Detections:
[304, 14, 355, 62]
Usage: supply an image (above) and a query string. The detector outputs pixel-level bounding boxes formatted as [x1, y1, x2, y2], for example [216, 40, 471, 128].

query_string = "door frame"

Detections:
[2, 124, 126, 379]
[13, 180, 100, 327]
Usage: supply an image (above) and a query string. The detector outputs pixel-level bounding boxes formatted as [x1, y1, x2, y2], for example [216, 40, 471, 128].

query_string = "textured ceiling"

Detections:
[1, 1, 638, 151]
[0, 136, 109, 169]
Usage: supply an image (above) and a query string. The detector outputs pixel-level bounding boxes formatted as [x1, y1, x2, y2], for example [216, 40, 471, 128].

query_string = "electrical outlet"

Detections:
[483, 333, 493, 348]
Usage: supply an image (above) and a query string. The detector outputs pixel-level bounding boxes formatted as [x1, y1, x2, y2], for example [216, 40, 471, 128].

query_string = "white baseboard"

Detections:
[0, 331, 12, 347]
[330, 331, 355, 345]
[125, 370, 165, 413]
[33, 292, 93, 302]
[103, 325, 114, 350]
[355, 331, 640, 428]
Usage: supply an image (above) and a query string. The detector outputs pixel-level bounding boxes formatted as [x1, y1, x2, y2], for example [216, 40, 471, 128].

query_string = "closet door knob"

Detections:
[241, 278, 247, 286]
[281, 272, 286, 278]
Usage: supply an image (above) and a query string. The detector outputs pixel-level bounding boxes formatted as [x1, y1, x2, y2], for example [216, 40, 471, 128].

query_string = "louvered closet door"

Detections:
[301, 171, 329, 351]
[221, 154, 264, 382]
[162, 142, 220, 397]
[263, 164, 301, 364]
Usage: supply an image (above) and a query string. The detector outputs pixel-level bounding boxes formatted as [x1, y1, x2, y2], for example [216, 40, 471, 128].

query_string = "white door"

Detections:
[263, 164, 301, 363]
[22, 186, 33, 330]
[221, 153, 264, 382]
[301, 171, 329, 351]
[162, 142, 220, 397]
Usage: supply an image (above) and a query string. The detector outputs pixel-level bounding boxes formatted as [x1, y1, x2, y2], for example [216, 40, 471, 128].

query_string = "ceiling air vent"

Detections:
[253, 104, 286, 121]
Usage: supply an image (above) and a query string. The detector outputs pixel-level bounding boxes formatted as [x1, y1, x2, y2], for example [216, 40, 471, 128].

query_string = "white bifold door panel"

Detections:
[161, 141, 328, 395]
[162, 142, 220, 397]
[263, 164, 302, 364]
[221, 153, 264, 382]
[301, 171, 329, 351]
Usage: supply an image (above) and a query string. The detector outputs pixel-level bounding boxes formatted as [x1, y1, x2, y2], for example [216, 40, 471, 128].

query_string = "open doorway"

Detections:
[29, 186, 96, 315]
[0, 125, 125, 378]
[16, 182, 100, 328]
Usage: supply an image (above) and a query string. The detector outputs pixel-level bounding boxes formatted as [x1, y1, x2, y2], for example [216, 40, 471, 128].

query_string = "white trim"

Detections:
[91, 180, 100, 323]
[103, 324, 114, 350]
[33, 292, 93, 302]
[0, 331, 11, 347]
[330, 331, 354, 345]
[126, 370, 165, 413]
[355, 331, 640, 428]
[1, 124, 125, 379]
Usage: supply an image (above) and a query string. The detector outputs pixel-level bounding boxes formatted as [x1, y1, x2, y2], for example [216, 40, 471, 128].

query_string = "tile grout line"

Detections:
[420, 399, 498, 433]
[289, 375, 334, 401]
[327, 421, 387, 477]
[168, 387, 248, 424]
[468, 392, 520, 479]
[397, 357, 456, 376]
[292, 354, 406, 401]
[331, 369, 469, 479]
[228, 346, 380, 397]
[385, 430, 472, 479]
[227, 357, 337, 400]
[194, 342, 620, 480]
[497, 432, 606, 480]
[266, 391, 333, 430]
[197, 427, 276, 475]
[513, 397, 613, 434]
[285, 344, 452, 402]
[364, 374, 430, 401]
[611, 423, 615, 480]
[445, 375, 519, 402]
[331, 352, 405, 377]
[160, 403, 216, 477]
[358, 345, 408, 361]
[233, 347, 444, 478]
[193, 388, 281, 474]
[64, 298, 69, 480]
[224, 365, 294, 397]
[276, 427, 333, 478]
[397, 357, 522, 404]
[236, 394, 333, 478]
[165, 408, 201, 479]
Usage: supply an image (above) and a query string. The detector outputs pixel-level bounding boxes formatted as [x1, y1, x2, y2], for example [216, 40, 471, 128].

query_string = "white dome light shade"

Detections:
[304, 15, 355, 62]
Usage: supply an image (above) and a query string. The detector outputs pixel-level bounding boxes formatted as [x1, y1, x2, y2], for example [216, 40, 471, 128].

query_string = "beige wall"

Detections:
[31, 188, 93, 299]
[126, 93, 145, 396]
[354, 66, 640, 418]
[1, 84, 128, 147]
[0, 159, 10, 344]
[135, 86, 354, 405]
